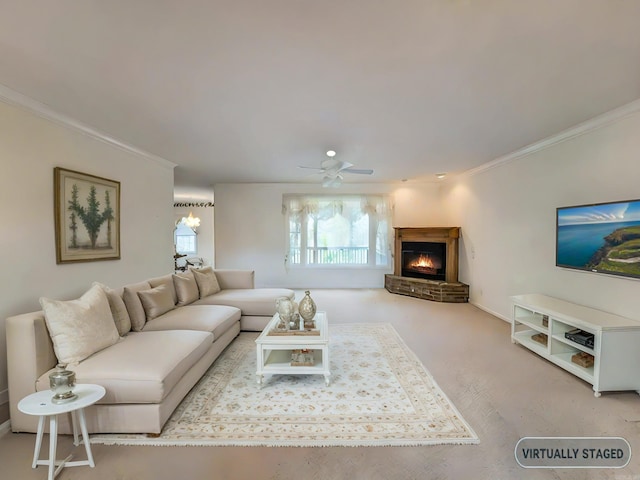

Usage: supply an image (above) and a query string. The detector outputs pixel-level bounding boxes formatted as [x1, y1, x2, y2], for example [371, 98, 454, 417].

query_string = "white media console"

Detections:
[511, 294, 640, 397]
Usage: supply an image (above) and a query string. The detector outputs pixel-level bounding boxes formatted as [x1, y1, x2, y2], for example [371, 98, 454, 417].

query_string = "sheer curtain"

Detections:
[282, 194, 392, 267]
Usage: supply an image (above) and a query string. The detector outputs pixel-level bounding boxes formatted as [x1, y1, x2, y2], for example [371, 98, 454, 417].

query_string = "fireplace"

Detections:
[385, 227, 468, 303]
[393, 227, 459, 283]
[402, 242, 446, 281]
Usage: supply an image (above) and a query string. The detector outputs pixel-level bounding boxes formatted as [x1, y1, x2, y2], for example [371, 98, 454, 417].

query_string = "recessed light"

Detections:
[436, 173, 446, 179]
[326, 150, 336, 158]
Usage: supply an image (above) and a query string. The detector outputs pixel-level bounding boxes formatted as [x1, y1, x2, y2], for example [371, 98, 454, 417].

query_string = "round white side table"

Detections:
[17, 384, 106, 480]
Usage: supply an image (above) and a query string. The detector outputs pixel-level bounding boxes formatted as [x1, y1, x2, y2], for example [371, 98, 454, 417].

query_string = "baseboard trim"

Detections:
[0, 420, 10, 438]
[469, 300, 510, 323]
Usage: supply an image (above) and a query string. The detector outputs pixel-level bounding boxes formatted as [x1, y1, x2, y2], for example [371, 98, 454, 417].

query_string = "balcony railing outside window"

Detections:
[290, 246, 370, 264]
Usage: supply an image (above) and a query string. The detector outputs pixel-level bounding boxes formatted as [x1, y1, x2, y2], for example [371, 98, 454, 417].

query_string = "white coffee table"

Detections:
[18, 383, 106, 480]
[256, 311, 330, 386]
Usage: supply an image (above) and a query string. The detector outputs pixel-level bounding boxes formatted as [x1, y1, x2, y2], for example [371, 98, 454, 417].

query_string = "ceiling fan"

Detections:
[298, 150, 374, 187]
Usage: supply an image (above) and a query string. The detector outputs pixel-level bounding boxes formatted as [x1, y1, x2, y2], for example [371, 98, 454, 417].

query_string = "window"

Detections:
[283, 194, 391, 267]
[175, 223, 197, 255]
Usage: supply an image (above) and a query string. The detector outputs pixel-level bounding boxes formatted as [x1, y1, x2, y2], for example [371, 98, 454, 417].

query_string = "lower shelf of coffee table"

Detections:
[262, 349, 325, 372]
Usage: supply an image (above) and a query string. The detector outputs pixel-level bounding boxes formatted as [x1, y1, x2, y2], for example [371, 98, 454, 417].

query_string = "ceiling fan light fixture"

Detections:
[298, 151, 371, 186]
[436, 173, 447, 179]
[322, 175, 342, 188]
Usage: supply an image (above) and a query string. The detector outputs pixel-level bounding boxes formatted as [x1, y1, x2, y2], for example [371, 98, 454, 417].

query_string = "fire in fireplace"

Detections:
[401, 242, 446, 281]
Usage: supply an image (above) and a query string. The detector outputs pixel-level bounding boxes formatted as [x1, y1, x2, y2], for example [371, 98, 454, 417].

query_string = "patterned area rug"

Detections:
[90, 324, 478, 447]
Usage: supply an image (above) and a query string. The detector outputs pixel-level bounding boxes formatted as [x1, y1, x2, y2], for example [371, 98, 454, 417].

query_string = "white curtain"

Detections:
[282, 194, 390, 217]
[282, 194, 392, 267]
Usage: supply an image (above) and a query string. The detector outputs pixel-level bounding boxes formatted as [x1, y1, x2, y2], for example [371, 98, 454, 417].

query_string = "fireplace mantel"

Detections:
[393, 227, 460, 283]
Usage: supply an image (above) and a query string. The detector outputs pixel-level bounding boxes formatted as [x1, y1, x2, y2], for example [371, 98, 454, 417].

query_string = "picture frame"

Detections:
[54, 167, 121, 264]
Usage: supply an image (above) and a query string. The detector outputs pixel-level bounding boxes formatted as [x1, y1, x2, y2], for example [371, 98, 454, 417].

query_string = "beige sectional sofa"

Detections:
[6, 268, 294, 434]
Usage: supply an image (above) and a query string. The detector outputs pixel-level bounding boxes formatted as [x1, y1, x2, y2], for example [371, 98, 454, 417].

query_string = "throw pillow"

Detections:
[92, 282, 132, 336]
[39, 284, 120, 365]
[148, 274, 178, 305]
[172, 270, 199, 306]
[122, 281, 152, 332]
[192, 267, 221, 298]
[137, 284, 175, 321]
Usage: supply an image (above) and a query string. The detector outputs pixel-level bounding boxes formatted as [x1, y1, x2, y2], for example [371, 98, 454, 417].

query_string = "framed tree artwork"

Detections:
[54, 167, 121, 263]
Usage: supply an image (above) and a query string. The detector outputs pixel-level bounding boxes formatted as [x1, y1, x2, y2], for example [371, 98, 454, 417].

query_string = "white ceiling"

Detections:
[1, 1, 639, 193]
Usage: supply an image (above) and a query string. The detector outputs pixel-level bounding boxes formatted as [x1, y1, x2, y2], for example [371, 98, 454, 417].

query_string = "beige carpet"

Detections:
[90, 323, 478, 447]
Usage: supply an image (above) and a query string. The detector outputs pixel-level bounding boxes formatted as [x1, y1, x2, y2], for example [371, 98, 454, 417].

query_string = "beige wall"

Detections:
[391, 184, 446, 227]
[441, 106, 640, 321]
[0, 99, 175, 423]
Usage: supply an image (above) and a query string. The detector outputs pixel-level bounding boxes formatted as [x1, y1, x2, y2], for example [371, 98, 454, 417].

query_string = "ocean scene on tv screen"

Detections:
[557, 200, 640, 277]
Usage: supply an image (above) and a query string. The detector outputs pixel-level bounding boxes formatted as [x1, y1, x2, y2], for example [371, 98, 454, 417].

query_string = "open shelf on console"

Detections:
[511, 294, 640, 397]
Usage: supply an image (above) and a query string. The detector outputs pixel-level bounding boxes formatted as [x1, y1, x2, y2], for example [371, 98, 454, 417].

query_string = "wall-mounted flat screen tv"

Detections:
[557, 199, 640, 279]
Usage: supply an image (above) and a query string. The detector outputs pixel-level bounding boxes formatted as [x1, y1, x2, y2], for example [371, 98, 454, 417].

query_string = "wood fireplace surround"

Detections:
[385, 227, 469, 303]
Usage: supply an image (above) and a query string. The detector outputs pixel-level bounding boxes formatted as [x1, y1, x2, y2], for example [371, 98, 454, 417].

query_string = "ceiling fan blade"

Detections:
[301, 155, 371, 184]
[342, 168, 374, 175]
[298, 165, 325, 171]
[331, 160, 352, 172]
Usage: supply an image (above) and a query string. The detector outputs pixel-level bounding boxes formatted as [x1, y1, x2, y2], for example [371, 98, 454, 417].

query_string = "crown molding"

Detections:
[462, 98, 640, 178]
[0, 83, 176, 170]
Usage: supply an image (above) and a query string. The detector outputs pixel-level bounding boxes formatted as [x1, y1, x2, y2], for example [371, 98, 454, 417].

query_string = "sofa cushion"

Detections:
[212, 269, 255, 289]
[173, 270, 199, 306]
[192, 267, 221, 297]
[137, 284, 175, 321]
[148, 274, 178, 305]
[192, 288, 295, 316]
[39, 285, 121, 365]
[36, 330, 214, 404]
[93, 282, 131, 336]
[142, 305, 240, 340]
[122, 281, 152, 332]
